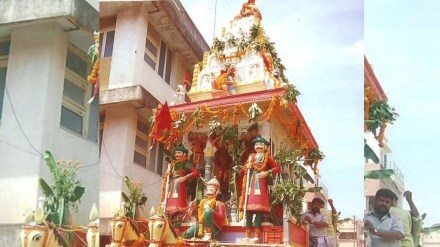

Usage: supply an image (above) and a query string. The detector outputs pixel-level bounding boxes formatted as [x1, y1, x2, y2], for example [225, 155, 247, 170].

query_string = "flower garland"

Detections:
[87, 32, 99, 85]
[149, 93, 307, 154]
[260, 95, 279, 121]
[197, 197, 217, 237]
[238, 151, 269, 212]
[132, 233, 145, 247]
[364, 84, 375, 131]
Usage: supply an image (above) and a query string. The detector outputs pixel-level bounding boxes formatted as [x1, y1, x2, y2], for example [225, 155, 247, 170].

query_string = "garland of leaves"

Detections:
[211, 23, 290, 84]
[366, 100, 399, 146]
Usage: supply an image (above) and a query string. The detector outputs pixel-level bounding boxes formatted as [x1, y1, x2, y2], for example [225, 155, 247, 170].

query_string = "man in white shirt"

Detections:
[302, 198, 329, 247]
[364, 188, 404, 247]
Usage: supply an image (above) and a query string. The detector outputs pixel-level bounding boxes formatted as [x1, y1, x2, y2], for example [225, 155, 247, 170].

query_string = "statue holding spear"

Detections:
[239, 137, 281, 242]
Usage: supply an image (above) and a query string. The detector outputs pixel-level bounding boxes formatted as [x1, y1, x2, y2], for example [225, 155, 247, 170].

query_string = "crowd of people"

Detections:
[302, 187, 422, 247]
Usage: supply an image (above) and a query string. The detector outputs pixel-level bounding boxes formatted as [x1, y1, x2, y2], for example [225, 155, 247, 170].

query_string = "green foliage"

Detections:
[366, 100, 399, 135]
[87, 44, 98, 64]
[274, 145, 315, 184]
[227, 35, 238, 47]
[364, 169, 394, 180]
[270, 145, 322, 223]
[250, 24, 262, 40]
[282, 83, 301, 103]
[121, 176, 148, 218]
[302, 148, 325, 167]
[274, 144, 302, 169]
[39, 150, 85, 226]
[248, 102, 263, 123]
[212, 38, 225, 53]
[208, 116, 222, 136]
[173, 113, 187, 131]
[209, 19, 292, 87]
[237, 39, 250, 53]
[221, 125, 246, 209]
[271, 180, 302, 219]
[192, 108, 204, 129]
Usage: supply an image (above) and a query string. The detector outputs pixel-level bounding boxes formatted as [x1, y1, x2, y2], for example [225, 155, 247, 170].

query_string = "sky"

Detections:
[365, 0, 440, 227]
[180, 0, 365, 220]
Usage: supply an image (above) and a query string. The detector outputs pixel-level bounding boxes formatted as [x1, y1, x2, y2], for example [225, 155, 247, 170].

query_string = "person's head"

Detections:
[311, 198, 324, 213]
[173, 144, 188, 159]
[206, 177, 220, 199]
[252, 137, 270, 153]
[374, 188, 397, 215]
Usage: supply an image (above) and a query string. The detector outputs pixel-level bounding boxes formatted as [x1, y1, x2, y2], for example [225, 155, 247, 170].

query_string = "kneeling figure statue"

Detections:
[184, 177, 227, 241]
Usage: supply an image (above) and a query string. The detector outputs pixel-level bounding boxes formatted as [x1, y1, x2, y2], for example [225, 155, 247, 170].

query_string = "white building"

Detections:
[98, 0, 209, 239]
[0, 0, 99, 244]
[421, 227, 440, 246]
[338, 218, 364, 247]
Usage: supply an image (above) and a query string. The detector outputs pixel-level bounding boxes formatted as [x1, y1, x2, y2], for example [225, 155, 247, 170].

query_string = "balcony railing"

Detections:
[383, 160, 405, 182]
[316, 180, 329, 197]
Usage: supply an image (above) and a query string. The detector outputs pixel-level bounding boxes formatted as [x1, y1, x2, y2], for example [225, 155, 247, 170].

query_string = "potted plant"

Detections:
[121, 176, 148, 219]
[39, 150, 85, 226]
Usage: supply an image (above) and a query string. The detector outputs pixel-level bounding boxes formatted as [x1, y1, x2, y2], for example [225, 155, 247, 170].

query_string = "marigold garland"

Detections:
[132, 233, 145, 247]
[197, 197, 217, 237]
[87, 32, 99, 85]
[238, 151, 269, 212]
[149, 93, 308, 155]
[239, 103, 248, 117]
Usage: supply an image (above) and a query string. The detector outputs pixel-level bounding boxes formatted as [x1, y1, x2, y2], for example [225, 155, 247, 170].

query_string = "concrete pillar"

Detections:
[108, 4, 149, 89]
[99, 104, 137, 232]
[0, 22, 67, 224]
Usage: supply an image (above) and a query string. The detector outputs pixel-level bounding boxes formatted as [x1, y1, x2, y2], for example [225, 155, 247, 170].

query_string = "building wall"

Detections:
[98, 2, 207, 237]
[338, 219, 364, 247]
[0, 25, 98, 247]
[0, 1, 99, 244]
[421, 230, 440, 246]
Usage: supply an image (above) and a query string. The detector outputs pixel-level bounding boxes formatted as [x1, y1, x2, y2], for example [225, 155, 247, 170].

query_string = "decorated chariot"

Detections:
[106, 0, 325, 246]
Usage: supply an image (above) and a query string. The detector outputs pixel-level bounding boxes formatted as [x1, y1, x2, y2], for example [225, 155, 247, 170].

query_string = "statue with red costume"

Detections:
[161, 144, 200, 234]
[239, 137, 281, 242]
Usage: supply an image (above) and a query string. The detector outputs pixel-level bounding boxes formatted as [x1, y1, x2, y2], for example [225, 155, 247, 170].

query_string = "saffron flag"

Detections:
[153, 102, 172, 142]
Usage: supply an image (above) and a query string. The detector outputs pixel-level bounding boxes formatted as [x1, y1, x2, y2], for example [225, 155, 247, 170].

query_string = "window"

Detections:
[60, 45, 98, 142]
[144, 25, 159, 70]
[134, 116, 165, 175]
[148, 142, 164, 175]
[0, 40, 10, 57]
[100, 30, 115, 58]
[0, 40, 10, 120]
[133, 117, 150, 168]
[144, 24, 173, 84]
